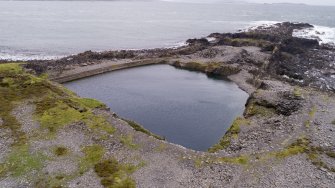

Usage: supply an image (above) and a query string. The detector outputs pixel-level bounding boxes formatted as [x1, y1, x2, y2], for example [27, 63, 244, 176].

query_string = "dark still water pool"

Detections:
[64, 64, 249, 151]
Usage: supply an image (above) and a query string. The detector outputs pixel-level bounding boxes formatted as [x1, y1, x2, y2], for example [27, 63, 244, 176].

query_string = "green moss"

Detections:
[194, 158, 204, 168]
[0, 164, 6, 177]
[219, 155, 249, 165]
[275, 145, 306, 158]
[0, 63, 128, 185]
[74, 98, 106, 109]
[0, 63, 24, 75]
[309, 106, 317, 118]
[122, 118, 164, 140]
[207, 62, 240, 76]
[205, 62, 221, 72]
[306, 148, 332, 171]
[0, 96, 26, 145]
[277, 137, 310, 158]
[193, 155, 249, 168]
[54, 146, 68, 156]
[154, 143, 167, 152]
[2, 145, 46, 177]
[120, 135, 139, 149]
[39, 73, 49, 79]
[245, 102, 275, 117]
[326, 151, 335, 158]
[39, 101, 83, 133]
[79, 145, 105, 173]
[331, 120, 335, 125]
[304, 120, 311, 128]
[34, 173, 79, 188]
[272, 138, 335, 172]
[0, 63, 90, 145]
[95, 159, 120, 177]
[208, 136, 231, 153]
[208, 117, 249, 153]
[223, 38, 271, 48]
[183, 62, 207, 72]
[83, 114, 115, 135]
[94, 159, 136, 188]
[0, 63, 52, 145]
[293, 87, 302, 98]
[35, 94, 115, 136]
[229, 117, 250, 136]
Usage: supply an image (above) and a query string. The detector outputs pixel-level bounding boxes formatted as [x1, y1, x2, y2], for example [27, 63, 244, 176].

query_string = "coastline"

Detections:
[0, 22, 335, 187]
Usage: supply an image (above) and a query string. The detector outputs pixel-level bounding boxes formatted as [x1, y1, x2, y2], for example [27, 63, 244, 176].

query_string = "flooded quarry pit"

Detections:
[64, 64, 249, 151]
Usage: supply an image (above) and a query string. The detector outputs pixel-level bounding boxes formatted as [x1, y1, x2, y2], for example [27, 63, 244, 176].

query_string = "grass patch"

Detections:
[304, 120, 311, 128]
[83, 114, 115, 135]
[74, 98, 106, 109]
[326, 151, 335, 158]
[154, 143, 167, 152]
[35, 94, 115, 136]
[122, 118, 164, 140]
[54, 146, 68, 156]
[39, 101, 83, 133]
[229, 117, 250, 136]
[205, 62, 221, 72]
[0, 63, 53, 145]
[193, 155, 249, 168]
[0, 63, 134, 185]
[0, 164, 6, 177]
[275, 137, 309, 159]
[120, 135, 139, 149]
[272, 138, 335, 172]
[208, 117, 250, 153]
[309, 106, 317, 118]
[208, 137, 231, 153]
[293, 87, 303, 98]
[275, 145, 306, 158]
[94, 159, 136, 188]
[0, 63, 24, 75]
[183, 62, 207, 72]
[2, 145, 46, 177]
[79, 145, 105, 173]
[245, 102, 275, 117]
[219, 155, 249, 165]
[194, 158, 204, 168]
[223, 38, 271, 48]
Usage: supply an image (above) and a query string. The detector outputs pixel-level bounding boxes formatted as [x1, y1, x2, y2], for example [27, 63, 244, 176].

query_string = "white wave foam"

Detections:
[206, 37, 216, 42]
[125, 41, 189, 51]
[244, 21, 281, 32]
[167, 41, 188, 49]
[0, 53, 64, 61]
[293, 25, 335, 46]
[245, 21, 335, 46]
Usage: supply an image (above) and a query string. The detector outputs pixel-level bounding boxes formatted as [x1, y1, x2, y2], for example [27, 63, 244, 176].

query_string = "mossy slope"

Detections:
[0, 63, 135, 187]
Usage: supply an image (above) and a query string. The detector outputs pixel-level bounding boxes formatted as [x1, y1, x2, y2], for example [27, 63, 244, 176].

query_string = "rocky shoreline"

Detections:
[0, 22, 334, 187]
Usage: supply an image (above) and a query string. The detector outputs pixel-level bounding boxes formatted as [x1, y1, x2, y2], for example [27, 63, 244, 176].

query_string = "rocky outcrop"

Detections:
[171, 61, 241, 77]
[245, 80, 303, 116]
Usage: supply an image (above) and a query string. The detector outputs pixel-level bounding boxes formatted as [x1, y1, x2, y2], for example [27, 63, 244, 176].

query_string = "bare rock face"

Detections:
[246, 80, 303, 116]
[205, 22, 335, 92]
[0, 118, 3, 126]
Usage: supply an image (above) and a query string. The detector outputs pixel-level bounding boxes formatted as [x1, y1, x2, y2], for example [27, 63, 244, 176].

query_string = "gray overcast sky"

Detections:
[247, 0, 335, 6]
[166, 0, 335, 6]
